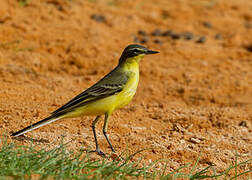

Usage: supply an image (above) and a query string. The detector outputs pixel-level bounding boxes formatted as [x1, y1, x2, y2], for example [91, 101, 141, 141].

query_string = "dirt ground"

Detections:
[0, 0, 251, 178]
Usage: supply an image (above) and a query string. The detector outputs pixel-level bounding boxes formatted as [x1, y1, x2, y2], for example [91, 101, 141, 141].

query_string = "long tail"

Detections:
[11, 115, 63, 137]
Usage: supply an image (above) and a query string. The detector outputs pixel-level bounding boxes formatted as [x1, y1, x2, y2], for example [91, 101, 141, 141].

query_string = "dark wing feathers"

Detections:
[51, 67, 129, 115]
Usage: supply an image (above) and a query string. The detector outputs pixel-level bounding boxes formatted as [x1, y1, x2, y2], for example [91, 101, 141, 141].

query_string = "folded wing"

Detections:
[51, 68, 129, 115]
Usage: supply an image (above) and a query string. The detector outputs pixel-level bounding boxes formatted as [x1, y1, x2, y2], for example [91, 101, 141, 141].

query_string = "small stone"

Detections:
[167, 144, 172, 149]
[0, 15, 11, 24]
[151, 29, 162, 36]
[189, 137, 201, 144]
[162, 30, 173, 36]
[196, 36, 206, 43]
[140, 36, 149, 44]
[171, 33, 181, 40]
[182, 32, 194, 40]
[176, 87, 185, 94]
[138, 30, 147, 36]
[202, 21, 212, 28]
[153, 39, 162, 44]
[161, 135, 166, 139]
[90, 14, 106, 23]
[215, 33, 222, 40]
[239, 121, 248, 127]
[244, 44, 252, 53]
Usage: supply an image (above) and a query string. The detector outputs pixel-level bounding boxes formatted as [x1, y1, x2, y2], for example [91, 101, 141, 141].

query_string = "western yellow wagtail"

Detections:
[11, 44, 159, 155]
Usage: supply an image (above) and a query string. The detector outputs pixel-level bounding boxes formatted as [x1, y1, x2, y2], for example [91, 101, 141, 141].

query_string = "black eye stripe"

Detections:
[120, 47, 146, 60]
[133, 49, 141, 52]
[129, 49, 141, 55]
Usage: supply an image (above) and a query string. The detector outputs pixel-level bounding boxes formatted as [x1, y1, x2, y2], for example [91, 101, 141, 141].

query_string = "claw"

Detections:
[89, 149, 106, 157]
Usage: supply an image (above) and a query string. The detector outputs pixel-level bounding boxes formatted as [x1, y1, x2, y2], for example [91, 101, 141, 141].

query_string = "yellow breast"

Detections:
[115, 70, 139, 109]
[68, 61, 139, 117]
[113, 59, 139, 109]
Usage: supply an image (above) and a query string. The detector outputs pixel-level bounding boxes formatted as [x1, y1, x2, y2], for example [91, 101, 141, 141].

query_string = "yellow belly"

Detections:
[66, 71, 139, 117]
[115, 71, 139, 109]
[69, 95, 118, 116]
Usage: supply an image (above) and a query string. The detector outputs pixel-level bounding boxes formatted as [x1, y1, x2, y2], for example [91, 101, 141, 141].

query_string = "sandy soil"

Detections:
[0, 0, 251, 178]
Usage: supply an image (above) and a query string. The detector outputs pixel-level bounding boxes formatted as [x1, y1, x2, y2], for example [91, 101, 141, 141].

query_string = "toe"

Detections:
[88, 149, 106, 157]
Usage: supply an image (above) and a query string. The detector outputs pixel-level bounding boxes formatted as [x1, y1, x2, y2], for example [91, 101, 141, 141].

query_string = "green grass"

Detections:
[0, 137, 251, 180]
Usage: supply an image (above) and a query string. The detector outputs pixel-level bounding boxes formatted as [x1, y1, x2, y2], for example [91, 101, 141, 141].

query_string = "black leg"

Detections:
[91, 115, 105, 156]
[103, 112, 115, 152]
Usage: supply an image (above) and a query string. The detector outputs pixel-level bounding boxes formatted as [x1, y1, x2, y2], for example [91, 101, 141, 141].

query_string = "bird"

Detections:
[11, 44, 159, 155]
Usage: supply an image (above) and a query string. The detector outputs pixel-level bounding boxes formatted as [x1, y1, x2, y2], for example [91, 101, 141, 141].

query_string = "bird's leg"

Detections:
[91, 115, 105, 156]
[103, 112, 115, 153]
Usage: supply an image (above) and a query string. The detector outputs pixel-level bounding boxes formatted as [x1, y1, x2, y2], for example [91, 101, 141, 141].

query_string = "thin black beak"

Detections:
[146, 50, 159, 54]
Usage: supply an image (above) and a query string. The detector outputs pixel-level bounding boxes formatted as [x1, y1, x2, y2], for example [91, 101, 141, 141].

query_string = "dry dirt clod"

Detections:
[244, 44, 252, 53]
[151, 29, 162, 36]
[140, 36, 149, 44]
[153, 39, 162, 44]
[162, 30, 173, 36]
[170, 33, 181, 40]
[202, 21, 213, 28]
[238, 121, 248, 128]
[182, 32, 194, 40]
[90, 14, 106, 23]
[215, 33, 223, 40]
[138, 30, 147, 36]
[189, 137, 201, 144]
[196, 36, 206, 43]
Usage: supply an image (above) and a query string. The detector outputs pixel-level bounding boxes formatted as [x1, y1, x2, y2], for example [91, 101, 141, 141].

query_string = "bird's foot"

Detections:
[89, 149, 106, 157]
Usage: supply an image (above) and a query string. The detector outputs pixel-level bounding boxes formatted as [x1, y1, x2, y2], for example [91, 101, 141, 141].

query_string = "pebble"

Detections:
[202, 21, 212, 28]
[162, 30, 181, 40]
[151, 29, 162, 36]
[162, 30, 173, 36]
[215, 33, 222, 40]
[90, 14, 106, 23]
[133, 36, 149, 44]
[135, 29, 211, 45]
[153, 39, 162, 44]
[244, 44, 252, 53]
[140, 36, 149, 44]
[189, 137, 201, 144]
[196, 36, 206, 43]
[170, 33, 181, 40]
[182, 32, 194, 40]
[239, 121, 248, 127]
[138, 30, 147, 36]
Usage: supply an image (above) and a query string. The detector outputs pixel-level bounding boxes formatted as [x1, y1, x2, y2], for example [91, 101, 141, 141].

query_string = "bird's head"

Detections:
[119, 44, 159, 65]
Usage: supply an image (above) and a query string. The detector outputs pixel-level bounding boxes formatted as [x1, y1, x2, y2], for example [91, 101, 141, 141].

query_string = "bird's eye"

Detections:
[133, 49, 141, 54]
